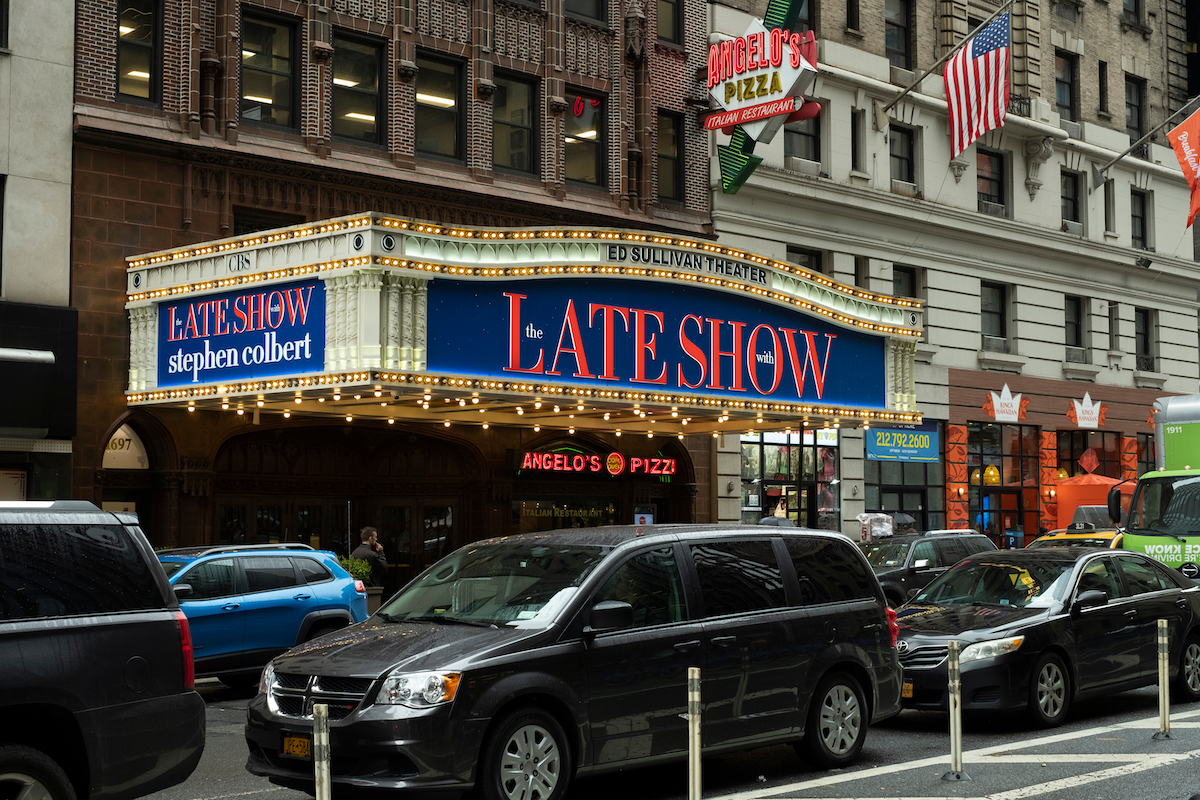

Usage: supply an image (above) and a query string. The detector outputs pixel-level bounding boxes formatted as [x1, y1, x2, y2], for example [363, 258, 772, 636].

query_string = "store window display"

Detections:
[740, 430, 839, 528]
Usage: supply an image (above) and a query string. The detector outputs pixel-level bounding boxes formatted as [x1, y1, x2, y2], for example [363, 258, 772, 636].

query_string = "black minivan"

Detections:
[245, 525, 902, 800]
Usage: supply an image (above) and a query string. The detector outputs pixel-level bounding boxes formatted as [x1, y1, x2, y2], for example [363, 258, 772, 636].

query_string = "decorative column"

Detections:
[1039, 431, 1058, 533]
[945, 424, 969, 528]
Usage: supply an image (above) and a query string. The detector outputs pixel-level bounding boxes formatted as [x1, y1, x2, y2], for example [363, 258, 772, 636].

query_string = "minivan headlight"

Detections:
[259, 661, 275, 696]
[959, 636, 1024, 664]
[376, 671, 461, 707]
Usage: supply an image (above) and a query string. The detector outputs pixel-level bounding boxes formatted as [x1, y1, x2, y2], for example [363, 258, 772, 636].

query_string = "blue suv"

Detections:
[159, 544, 368, 687]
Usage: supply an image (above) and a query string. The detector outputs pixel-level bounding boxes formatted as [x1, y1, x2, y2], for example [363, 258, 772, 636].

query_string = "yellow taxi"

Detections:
[1025, 522, 1122, 549]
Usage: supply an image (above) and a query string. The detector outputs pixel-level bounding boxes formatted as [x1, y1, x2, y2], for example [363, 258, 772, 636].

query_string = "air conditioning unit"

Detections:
[1065, 346, 1089, 363]
[978, 200, 1007, 217]
[982, 336, 1010, 353]
[1061, 220, 1084, 235]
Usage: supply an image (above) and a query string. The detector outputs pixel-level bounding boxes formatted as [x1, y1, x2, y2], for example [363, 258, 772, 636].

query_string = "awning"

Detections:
[123, 214, 923, 436]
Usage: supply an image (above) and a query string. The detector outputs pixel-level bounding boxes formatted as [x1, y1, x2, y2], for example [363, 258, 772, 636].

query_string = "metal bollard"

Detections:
[1153, 619, 1174, 740]
[942, 640, 970, 781]
[314, 703, 331, 800]
[688, 667, 701, 800]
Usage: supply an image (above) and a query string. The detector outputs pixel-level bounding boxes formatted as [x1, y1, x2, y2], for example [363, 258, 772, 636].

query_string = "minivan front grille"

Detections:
[899, 645, 949, 669]
[271, 672, 374, 720]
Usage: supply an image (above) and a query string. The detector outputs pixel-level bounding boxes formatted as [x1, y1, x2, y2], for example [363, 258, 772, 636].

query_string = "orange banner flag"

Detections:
[1167, 106, 1200, 228]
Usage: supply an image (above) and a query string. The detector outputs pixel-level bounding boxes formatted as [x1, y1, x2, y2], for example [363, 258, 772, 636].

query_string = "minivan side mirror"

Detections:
[584, 600, 633, 633]
[1072, 589, 1108, 612]
[173, 583, 194, 600]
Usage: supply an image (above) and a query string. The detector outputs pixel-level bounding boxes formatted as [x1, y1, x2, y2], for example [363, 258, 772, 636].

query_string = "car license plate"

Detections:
[281, 735, 312, 760]
[902, 680, 913, 699]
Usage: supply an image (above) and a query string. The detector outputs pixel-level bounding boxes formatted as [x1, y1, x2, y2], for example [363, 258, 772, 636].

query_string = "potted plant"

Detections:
[339, 555, 384, 613]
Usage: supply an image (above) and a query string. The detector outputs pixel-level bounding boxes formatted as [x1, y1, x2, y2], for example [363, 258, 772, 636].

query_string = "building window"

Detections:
[1126, 77, 1144, 142]
[786, 246, 823, 274]
[1065, 295, 1084, 349]
[565, 0, 604, 21]
[0, 0, 7, 48]
[1135, 307, 1155, 371]
[851, 109, 864, 171]
[1058, 431, 1121, 479]
[967, 422, 1041, 548]
[1123, 0, 1140, 24]
[846, 0, 860, 30]
[233, 206, 307, 236]
[1131, 188, 1148, 249]
[981, 281, 1007, 340]
[1108, 302, 1120, 351]
[1061, 170, 1080, 223]
[416, 55, 464, 160]
[1137, 433, 1155, 476]
[494, 73, 537, 174]
[794, 0, 812, 31]
[1099, 61, 1109, 113]
[977, 148, 1005, 214]
[854, 256, 869, 288]
[885, 0, 911, 70]
[864, 428, 945, 532]
[893, 265, 916, 298]
[1104, 179, 1116, 232]
[657, 0, 679, 42]
[118, 0, 160, 101]
[741, 430, 840, 529]
[656, 112, 681, 201]
[332, 35, 383, 144]
[890, 125, 915, 184]
[565, 92, 606, 186]
[785, 117, 820, 162]
[241, 14, 297, 127]
[1055, 52, 1076, 122]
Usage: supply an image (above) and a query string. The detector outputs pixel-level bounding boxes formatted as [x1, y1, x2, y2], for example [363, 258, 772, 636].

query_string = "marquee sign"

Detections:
[426, 277, 886, 408]
[708, 0, 821, 193]
[157, 278, 325, 387]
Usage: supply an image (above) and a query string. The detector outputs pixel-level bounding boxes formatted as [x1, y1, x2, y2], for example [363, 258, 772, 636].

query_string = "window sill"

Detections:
[844, 27, 864, 38]
[977, 349, 1026, 373]
[891, 179, 921, 198]
[1133, 369, 1168, 390]
[1098, 109, 1112, 120]
[785, 156, 824, 177]
[1062, 361, 1101, 381]
[1103, 229, 1119, 239]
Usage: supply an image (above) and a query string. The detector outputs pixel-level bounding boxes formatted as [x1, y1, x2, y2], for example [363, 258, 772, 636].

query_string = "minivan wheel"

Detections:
[797, 672, 866, 769]
[1173, 634, 1200, 703]
[1028, 652, 1071, 728]
[476, 709, 571, 800]
[0, 745, 78, 800]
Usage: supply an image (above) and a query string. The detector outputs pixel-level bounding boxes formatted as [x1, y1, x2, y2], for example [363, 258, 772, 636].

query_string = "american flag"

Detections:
[944, 13, 1010, 158]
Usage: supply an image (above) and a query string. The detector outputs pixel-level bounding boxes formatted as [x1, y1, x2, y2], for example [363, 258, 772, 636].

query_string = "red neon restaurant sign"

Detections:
[520, 450, 676, 477]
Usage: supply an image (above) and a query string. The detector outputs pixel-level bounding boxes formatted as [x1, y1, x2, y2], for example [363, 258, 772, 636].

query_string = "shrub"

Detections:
[338, 555, 373, 583]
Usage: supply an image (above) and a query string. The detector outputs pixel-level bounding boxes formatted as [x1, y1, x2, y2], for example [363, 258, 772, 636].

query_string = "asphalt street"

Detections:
[155, 681, 1200, 800]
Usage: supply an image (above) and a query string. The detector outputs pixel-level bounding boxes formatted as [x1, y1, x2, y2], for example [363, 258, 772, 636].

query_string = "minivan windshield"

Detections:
[379, 542, 611, 628]
[1126, 475, 1200, 537]
[910, 560, 1074, 609]
[864, 539, 911, 568]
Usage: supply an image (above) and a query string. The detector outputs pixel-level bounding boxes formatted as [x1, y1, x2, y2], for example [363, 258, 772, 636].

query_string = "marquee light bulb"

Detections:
[374, 390, 382, 397]
[283, 411, 290, 418]
[603, 412, 610, 420]
[236, 409, 244, 416]
[256, 400, 264, 407]
[615, 430, 622, 437]
[187, 406, 195, 413]
[533, 425, 540, 432]
[388, 419, 395, 424]
[569, 428, 575, 434]
[517, 407, 524, 415]
[295, 398, 301, 404]
[221, 402, 229, 409]
[333, 393, 341, 401]
[482, 423, 489, 429]
[346, 415, 353, 422]
[444, 421, 451, 427]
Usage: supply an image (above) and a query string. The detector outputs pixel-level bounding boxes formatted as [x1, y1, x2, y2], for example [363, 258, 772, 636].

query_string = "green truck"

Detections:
[1109, 393, 1200, 579]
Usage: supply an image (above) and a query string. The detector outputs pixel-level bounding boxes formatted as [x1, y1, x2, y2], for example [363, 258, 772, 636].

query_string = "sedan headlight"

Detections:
[959, 636, 1024, 664]
[376, 671, 462, 707]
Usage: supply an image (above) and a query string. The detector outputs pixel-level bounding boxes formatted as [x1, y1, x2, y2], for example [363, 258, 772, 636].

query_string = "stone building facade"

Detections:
[71, 0, 715, 546]
[708, 0, 1200, 546]
[0, 0, 77, 500]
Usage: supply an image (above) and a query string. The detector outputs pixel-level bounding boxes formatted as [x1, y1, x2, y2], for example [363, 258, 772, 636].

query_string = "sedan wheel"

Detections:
[1028, 653, 1070, 728]
[798, 672, 866, 768]
[478, 709, 570, 800]
[1173, 635, 1200, 703]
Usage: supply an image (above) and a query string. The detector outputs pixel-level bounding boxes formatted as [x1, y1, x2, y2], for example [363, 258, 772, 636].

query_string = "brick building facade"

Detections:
[72, 0, 714, 547]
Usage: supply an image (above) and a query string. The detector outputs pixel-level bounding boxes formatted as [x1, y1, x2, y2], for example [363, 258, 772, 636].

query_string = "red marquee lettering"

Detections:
[747, 324, 783, 395]
[677, 314, 707, 389]
[503, 292, 545, 374]
[631, 309, 667, 385]
[708, 319, 747, 391]
[588, 303, 630, 380]
[548, 299, 596, 378]
[779, 328, 836, 399]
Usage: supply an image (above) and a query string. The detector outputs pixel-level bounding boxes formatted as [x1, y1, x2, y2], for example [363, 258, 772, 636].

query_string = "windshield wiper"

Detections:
[405, 614, 497, 628]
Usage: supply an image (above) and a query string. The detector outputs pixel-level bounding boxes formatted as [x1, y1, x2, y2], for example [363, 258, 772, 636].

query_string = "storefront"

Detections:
[113, 213, 921, 573]
[945, 371, 1164, 548]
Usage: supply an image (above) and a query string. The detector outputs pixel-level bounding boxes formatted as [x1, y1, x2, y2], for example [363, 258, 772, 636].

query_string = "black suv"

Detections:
[0, 501, 206, 800]
[245, 524, 902, 800]
[863, 530, 996, 607]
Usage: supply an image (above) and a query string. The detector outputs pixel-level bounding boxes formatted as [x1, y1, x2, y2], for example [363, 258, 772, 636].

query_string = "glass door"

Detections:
[376, 500, 458, 594]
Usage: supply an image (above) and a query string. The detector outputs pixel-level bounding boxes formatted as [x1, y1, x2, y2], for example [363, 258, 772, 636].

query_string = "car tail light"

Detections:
[885, 606, 899, 649]
[354, 580, 366, 595]
[174, 609, 195, 689]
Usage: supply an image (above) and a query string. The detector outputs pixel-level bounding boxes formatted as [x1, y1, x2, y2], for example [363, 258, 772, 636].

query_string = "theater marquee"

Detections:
[123, 214, 923, 435]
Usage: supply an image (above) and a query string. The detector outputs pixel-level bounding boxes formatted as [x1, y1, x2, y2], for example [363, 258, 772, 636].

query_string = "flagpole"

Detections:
[878, 0, 1016, 119]
[1095, 94, 1200, 177]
